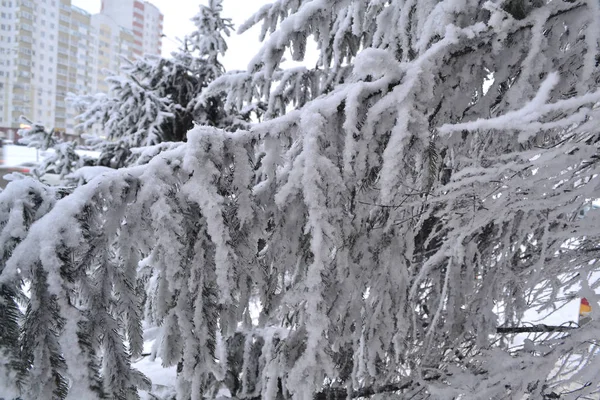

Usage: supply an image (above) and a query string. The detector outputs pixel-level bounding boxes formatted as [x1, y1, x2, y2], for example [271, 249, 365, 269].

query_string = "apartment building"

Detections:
[0, 0, 163, 137]
[91, 13, 137, 95]
[58, 4, 94, 135]
[101, 0, 163, 57]
[0, 0, 57, 135]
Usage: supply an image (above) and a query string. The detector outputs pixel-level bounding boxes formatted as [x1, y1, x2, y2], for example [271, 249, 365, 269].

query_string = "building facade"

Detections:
[91, 14, 138, 94]
[101, 0, 163, 57]
[0, 0, 163, 137]
[0, 0, 61, 137]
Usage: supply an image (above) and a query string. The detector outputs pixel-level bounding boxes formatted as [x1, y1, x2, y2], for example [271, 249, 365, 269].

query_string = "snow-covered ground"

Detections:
[135, 333, 177, 400]
[2, 144, 40, 167]
[2, 144, 99, 167]
[0, 144, 101, 187]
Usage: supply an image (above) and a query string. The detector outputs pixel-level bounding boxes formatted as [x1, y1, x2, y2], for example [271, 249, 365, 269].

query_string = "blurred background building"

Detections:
[0, 0, 163, 140]
[101, 0, 163, 57]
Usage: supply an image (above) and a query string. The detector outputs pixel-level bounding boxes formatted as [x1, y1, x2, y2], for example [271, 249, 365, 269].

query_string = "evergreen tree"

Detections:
[17, 118, 93, 179]
[0, 179, 70, 398]
[73, 76, 174, 169]
[72, 0, 242, 170]
[1, 0, 600, 399]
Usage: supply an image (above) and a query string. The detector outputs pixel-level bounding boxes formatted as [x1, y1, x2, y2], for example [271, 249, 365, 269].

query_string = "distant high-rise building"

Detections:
[101, 0, 163, 57]
[90, 13, 137, 94]
[0, 0, 163, 137]
[0, 0, 61, 135]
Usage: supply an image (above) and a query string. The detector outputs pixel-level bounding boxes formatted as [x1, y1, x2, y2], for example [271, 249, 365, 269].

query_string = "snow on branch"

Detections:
[439, 72, 600, 141]
[2, 0, 600, 399]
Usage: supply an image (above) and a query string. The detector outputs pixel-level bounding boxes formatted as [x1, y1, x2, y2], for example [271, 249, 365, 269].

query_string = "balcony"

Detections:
[20, 0, 33, 10]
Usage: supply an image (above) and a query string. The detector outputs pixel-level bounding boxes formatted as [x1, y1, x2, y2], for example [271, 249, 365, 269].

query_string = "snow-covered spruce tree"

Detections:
[17, 118, 91, 179]
[207, 0, 600, 397]
[71, 77, 174, 169]
[0, 179, 71, 398]
[0, 174, 152, 400]
[72, 0, 243, 170]
[2, 0, 600, 399]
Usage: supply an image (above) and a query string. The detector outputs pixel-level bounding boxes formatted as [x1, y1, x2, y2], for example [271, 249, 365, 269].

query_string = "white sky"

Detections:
[70, 0, 271, 71]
